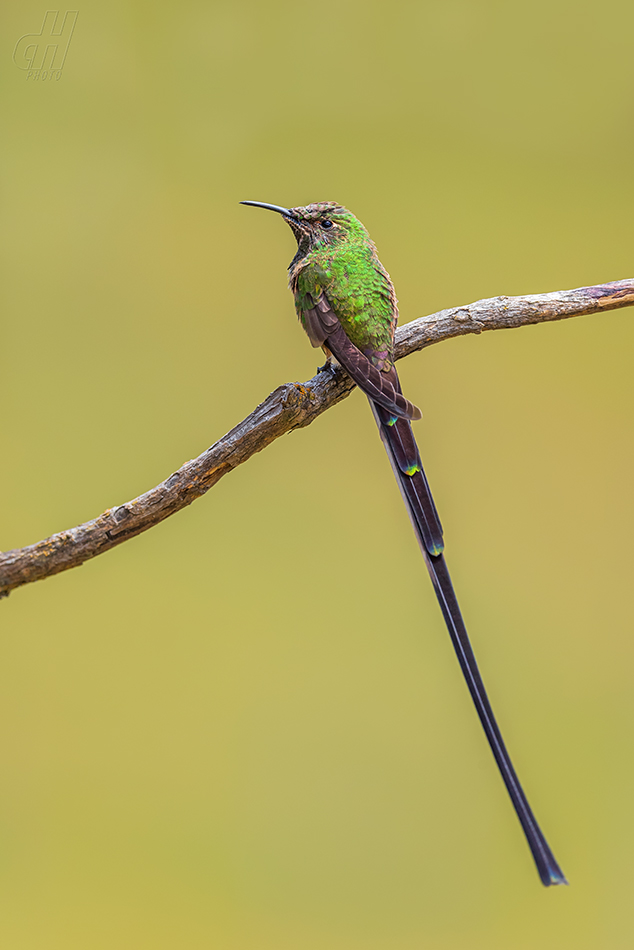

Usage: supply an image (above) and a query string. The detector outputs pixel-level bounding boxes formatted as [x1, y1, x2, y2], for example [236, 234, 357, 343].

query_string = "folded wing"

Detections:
[303, 294, 422, 422]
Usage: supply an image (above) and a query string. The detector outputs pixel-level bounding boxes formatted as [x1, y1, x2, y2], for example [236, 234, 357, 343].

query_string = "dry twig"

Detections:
[2, 279, 633, 599]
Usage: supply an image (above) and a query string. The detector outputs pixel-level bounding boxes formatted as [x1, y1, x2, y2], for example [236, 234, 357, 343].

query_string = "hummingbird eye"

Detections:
[320, 219, 334, 230]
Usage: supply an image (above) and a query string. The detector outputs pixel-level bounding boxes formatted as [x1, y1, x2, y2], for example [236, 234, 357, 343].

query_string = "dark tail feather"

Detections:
[369, 397, 567, 887]
[426, 553, 567, 887]
[373, 402, 444, 557]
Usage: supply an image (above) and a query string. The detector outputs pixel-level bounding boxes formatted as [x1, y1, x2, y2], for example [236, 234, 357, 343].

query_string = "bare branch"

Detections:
[2, 279, 633, 599]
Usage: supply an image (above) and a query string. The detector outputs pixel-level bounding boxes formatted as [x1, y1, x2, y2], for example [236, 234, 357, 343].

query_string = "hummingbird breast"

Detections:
[291, 243, 398, 372]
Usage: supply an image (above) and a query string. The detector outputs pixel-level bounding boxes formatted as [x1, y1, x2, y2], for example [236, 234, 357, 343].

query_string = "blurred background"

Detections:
[1, 1, 633, 946]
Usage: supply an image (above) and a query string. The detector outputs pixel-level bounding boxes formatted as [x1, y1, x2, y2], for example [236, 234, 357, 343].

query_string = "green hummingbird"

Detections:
[241, 199, 567, 888]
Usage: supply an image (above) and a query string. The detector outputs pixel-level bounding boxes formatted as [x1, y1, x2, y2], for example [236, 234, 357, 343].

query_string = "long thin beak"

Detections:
[240, 200, 294, 217]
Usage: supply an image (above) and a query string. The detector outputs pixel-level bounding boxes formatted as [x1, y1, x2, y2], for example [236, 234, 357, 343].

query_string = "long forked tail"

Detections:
[370, 397, 567, 887]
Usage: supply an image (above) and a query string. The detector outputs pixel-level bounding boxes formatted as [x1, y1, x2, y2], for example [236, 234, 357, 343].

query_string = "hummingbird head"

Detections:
[241, 200, 368, 266]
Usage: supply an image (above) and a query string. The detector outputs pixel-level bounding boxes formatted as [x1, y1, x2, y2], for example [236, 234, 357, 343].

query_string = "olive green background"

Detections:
[1, 1, 633, 947]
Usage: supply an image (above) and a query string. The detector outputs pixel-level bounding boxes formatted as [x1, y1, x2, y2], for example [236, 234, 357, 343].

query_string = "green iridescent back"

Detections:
[288, 204, 398, 372]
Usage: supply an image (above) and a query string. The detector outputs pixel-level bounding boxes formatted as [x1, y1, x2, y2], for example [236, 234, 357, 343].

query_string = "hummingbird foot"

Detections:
[317, 357, 335, 375]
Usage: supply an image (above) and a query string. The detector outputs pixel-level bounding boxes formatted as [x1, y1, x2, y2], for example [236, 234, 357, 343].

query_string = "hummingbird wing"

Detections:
[303, 294, 422, 422]
[303, 293, 566, 887]
[303, 293, 442, 554]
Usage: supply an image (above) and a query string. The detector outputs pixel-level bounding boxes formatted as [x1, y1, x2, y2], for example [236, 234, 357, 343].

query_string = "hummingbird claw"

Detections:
[317, 358, 335, 375]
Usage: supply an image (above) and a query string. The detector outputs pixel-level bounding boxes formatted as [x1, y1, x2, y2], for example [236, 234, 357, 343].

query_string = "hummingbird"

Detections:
[241, 199, 567, 887]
